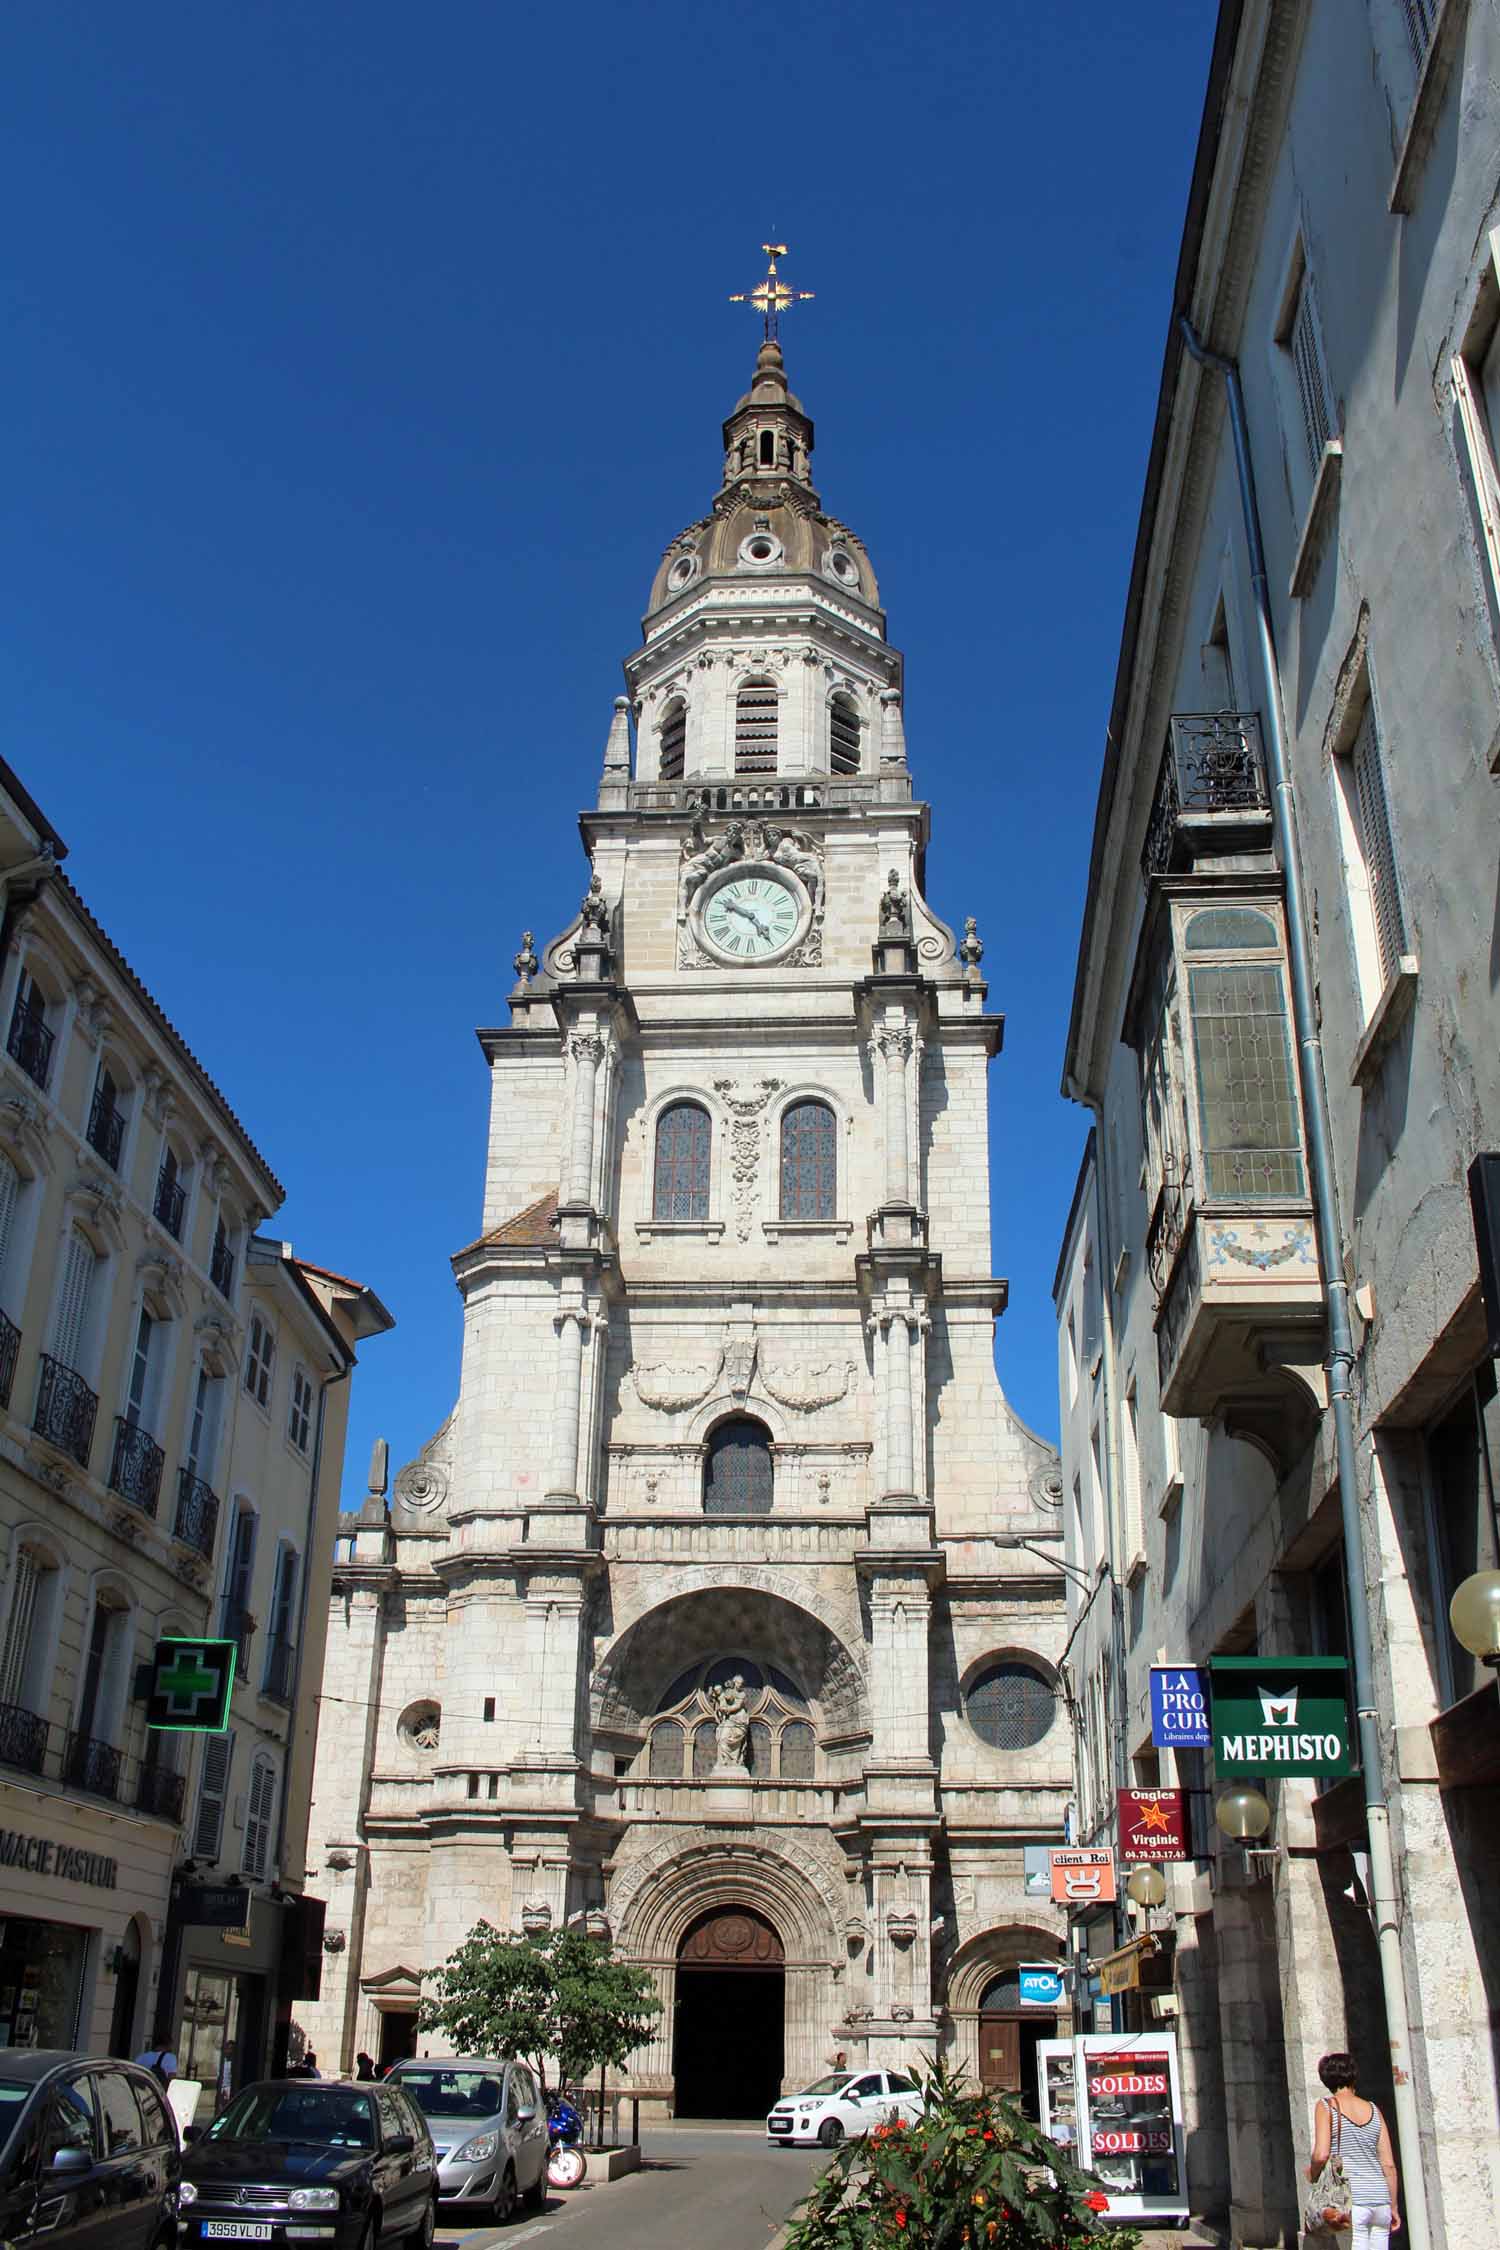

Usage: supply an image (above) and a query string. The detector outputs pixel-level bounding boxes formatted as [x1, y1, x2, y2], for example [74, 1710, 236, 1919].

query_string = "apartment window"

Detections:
[74, 1593, 128, 1753]
[50, 1226, 99, 1374]
[244, 1314, 274, 1409]
[185, 1365, 223, 1484]
[86, 1062, 127, 1172]
[1122, 1380, 1144, 1561]
[124, 1309, 156, 1431]
[829, 694, 862, 776]
[1452, 257, 1500, 639]
[1400, 0, 1437, 65]
[154, 1143, 187, 1240]
[1182, 907, 1306, 1198]
[193, 1730, 236, 1861]
[0, 1151, 20, 1319]
[653, 1102, 710, 1221]
[734, 682, 779, 776]
[1281, 253, 1336, 477]
[242, 1751, 277, 1879]
[1201, 594, 1237, 706]
[288, 1366, 313, 1453]
[222, 1505, 257, 1649]
[659, 699, 686, 783]
[703, 1417, 774, 1516]
[263, 1544, 299, 1702]
[210, 1216, 236, 1300]
[0, 1541, 60, 1746]
[1335, 699, 1409, 1010]
[779, 1100, 835, 1220]
[6, 968, 55, 1091]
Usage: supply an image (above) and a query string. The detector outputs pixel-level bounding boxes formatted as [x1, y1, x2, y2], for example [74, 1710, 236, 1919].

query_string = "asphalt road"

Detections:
[434, 2126, 828, 2250]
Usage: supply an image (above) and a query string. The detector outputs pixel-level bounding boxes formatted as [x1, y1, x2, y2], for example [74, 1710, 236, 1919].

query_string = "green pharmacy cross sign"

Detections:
[145, 1638, 237, 1733]
[1210, 1655, 1352, 1777]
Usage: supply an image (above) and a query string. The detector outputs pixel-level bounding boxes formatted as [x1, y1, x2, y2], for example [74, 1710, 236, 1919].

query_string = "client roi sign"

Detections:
[1210, 1656, 1352, 1777]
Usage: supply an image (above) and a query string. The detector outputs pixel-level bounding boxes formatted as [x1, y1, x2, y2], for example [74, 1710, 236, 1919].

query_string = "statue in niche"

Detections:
[708, 1675, 750, 1773]
[879, 868, 911, 937]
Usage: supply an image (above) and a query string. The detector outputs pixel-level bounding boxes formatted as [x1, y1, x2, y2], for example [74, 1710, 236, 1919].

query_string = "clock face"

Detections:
[700, 871, 801, 961]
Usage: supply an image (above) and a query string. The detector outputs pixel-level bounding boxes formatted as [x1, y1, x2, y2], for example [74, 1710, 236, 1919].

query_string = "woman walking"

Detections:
[1309, 2051, 1401, 2245]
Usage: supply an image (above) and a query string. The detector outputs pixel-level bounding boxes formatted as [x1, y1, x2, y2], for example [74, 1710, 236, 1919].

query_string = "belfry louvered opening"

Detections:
[735, 682, 779, 775]
[659, 699, 686, 782]
[829, 695, 862, 776]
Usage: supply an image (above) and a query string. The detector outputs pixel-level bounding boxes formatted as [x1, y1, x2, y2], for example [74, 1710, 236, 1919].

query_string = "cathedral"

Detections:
[303, 302, 1072, 2118]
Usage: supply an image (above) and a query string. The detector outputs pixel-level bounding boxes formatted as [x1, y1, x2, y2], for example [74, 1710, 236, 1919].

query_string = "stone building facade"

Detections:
[302, 337, 1072, 2114]
[1059, 2, 1500, 2242]
[0, 757, 390, 2076]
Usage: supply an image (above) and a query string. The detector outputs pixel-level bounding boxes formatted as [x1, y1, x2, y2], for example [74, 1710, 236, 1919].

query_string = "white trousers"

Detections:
[1351, 2204, 1392, 2249]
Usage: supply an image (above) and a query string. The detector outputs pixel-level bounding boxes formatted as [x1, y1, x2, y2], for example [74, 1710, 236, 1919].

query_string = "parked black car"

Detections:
[0, 2049, 181, 2249]
[179, 2079, 437, 2248]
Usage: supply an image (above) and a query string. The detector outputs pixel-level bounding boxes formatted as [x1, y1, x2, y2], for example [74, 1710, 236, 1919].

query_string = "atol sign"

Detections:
[1150, 1666, 1211, 1749]
[1117, 1787, 1188, 1862]
[1018, 1963, 1066, 2008]
[1050, 1848, 1117, 1905]
[1210, 1656, 1352, 1777]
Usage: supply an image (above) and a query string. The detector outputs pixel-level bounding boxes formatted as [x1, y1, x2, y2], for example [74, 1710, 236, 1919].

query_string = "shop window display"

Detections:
[0, 1920, 88, 2049]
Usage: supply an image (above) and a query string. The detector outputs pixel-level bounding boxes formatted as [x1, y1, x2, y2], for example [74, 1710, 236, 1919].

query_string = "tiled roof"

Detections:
[461, 1190, 560, 1255]
[54, 871, 285, 1203]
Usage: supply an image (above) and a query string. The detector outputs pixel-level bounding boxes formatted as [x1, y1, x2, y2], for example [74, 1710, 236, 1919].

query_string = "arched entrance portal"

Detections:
[673, 1908, 784, 2119]
[977, 1973, 1055, 2120]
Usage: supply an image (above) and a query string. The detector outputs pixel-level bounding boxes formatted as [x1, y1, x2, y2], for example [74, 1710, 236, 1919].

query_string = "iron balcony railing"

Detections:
[1143, 710, 1271, 878]
[85, 1083, 125, 1170]
[65, 1732, 122, 1802]
[135, 1762, 187, 1821]
[174, 1467, 220, 1558]
[261, 1635, 296, 1706]
[210, 1231, 235, 1299]
[154, 1163, 186, 1239]
[0, 1309, 19, 1412]
[5, 995, 54, 1090]
[0, 1707, 186, 1821]
[109, 1417, 165, 1517]
[0, 1699, 47, 1777]
[33, 1354, 98, 1469]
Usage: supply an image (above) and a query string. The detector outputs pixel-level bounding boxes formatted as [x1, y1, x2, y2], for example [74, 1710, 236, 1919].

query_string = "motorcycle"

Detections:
[545, 2091, 588, 2189]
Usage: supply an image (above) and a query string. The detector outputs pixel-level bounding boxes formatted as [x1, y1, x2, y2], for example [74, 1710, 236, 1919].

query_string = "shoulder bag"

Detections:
[1305, 2098, 1353, 2233]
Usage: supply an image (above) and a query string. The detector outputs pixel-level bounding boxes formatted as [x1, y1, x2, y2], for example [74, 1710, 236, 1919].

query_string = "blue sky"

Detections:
[6, 2, 1214, 1496]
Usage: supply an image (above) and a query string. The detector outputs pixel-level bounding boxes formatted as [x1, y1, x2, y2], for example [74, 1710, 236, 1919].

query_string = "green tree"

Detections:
[419, 1922, 660, 2097]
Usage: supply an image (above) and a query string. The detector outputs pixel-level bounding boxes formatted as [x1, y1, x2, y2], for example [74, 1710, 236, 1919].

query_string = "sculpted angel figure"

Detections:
[679, 820, 744, 918]
[708, 1674, 751, 1772]
[763, 825, 821, 914]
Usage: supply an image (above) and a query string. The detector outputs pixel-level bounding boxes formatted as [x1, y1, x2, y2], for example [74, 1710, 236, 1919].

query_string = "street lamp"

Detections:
[1125, 1865, 1166, 1908]
[1449, 1569, 1500, 1670]
[1214, 1785, 1271, 1841]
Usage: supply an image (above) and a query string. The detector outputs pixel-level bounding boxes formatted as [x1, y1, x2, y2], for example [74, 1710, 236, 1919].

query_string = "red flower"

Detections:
[1084, 2190, 1110, 2211]
[894, 2211, 908, 2230]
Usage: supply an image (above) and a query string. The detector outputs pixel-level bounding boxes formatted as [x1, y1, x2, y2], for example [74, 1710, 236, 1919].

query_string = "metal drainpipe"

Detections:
[1090, 1127, 1135, 1989]
[1179, 315, 1432, 2250]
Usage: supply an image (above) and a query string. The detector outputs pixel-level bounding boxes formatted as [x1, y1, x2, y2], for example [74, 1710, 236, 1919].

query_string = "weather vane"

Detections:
[729, 242, 815, 342]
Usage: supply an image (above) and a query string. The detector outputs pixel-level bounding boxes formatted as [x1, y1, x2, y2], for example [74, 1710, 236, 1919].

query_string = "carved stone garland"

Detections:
[713, 1079, 782, 1241]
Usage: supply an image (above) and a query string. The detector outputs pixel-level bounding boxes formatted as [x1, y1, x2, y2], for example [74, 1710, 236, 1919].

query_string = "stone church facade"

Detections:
[301, 336, 1071, 2115]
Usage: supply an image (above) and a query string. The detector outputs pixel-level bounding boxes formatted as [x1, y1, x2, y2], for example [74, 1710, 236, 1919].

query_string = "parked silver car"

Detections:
[384, 2059, 547, 2224]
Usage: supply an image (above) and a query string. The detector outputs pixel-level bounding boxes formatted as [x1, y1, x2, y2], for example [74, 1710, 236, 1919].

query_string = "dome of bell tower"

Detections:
[645, 337, 882, 620]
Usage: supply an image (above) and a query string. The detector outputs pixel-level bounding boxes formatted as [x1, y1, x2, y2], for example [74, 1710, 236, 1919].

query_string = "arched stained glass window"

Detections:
[965, 1660, 1056, 1750]
[780, 1101, 835, 1221]
[703, 1417, 773, 1516]
[749, 1719, 772, 1776]
[692, 1721, 718, 1777]
[978, 1972, 1023, 2012]
[653, 1102, 711, 1221]
[648, 1720, 684, 1778]
[779, 1720, 815, 1780]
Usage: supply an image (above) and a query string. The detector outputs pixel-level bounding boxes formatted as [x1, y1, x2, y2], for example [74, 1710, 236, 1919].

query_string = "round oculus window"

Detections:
[964, 1660, 1056, 1750]
[398, 1699, 442, 1754]
[668, 553, 700, 590]
[738, 531, 784, 569]
[824, 546, 860, 588]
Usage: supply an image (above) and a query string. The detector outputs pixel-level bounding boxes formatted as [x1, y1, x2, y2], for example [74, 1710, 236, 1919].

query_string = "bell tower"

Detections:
[305, 255, 1070, 2110]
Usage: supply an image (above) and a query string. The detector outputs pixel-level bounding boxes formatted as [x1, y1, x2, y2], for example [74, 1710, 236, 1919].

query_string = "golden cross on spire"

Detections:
[729, 241, 815, 341]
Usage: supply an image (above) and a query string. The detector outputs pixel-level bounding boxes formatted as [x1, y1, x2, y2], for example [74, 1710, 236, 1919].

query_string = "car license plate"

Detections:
[201, 2226, 274, 2242]
[770, 2119, 791, 2133]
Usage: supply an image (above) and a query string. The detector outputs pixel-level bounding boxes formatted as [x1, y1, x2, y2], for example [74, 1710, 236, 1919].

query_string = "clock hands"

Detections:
[723, 897, 773, 943]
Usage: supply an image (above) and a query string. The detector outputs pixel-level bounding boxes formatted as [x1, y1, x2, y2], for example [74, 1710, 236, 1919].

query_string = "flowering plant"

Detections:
[781, 2068, 1141, 2250]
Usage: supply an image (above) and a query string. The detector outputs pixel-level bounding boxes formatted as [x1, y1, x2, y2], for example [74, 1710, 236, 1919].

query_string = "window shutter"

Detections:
[242, 1754, 275, 1877]
[829, 698, 861, 776]
[193, 1730, 235, 1860]
[659, 702, 686, 782]
[1400, 0, 1436, 64]
[734, 683, 778, 775]
[1290, 271, 1334, 473]
[49, 1228, 96, 1369]
[1352, 705, 1407, 982]
[0, 1548, 41, 1709]
[0, 1154, 19, 1304]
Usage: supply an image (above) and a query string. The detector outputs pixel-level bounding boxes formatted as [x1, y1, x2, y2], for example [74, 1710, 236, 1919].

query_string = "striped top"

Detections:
[1324, 2098, 1389, 2205]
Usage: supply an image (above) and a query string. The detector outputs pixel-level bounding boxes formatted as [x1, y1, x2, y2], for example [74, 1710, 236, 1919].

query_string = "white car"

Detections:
[766, 2068, 923, 2148]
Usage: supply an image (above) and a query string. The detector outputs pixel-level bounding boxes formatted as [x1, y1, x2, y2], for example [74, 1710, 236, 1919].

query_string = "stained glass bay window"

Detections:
[780, 1100, 836, 1220]
[703, 1417, 773, 1515]
[653, 1101, 711, 1220]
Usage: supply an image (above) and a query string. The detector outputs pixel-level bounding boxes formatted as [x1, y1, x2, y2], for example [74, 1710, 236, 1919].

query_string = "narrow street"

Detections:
[434, 2126, 828, 2250]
